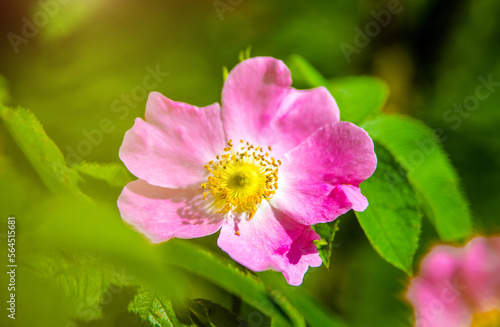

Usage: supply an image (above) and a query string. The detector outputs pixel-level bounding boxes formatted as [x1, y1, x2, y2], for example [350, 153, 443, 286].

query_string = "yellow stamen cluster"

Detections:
[201, 139, 280, 220]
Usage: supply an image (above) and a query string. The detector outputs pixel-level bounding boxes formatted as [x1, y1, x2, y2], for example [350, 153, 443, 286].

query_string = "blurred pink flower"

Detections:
[407, 236, 500, 327]
[117, 57, 377, 285]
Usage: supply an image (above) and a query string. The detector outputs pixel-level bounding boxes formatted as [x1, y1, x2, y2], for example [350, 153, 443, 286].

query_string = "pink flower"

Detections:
[406, 236, 500, 327]
[117, 57, 377, 285]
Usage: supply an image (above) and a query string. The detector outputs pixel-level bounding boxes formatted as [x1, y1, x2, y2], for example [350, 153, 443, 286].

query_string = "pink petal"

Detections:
[222, 57, 339, 157]
[331, 184, 369, 211]
[419, 246, 463, 282]
[459, 236, 500, 311]
[217, 201, 322, 286]
[407, 279, 471, 327]
[270, 122, 377, 225]
[117, 179, 224, 243]
[406, 246, 472, 327]
[119, 92, 226, 188]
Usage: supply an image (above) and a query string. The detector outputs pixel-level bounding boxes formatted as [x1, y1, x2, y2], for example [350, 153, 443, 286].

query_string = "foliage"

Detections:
[0, 57, 473, 325]
[362, 115, 473, 242]
[290, 57, 474, 274]
[0, 106, 83, 196]
[1, 2, 497, 325]
[355, 144, 421, 275]
[312, 220, 341, 270]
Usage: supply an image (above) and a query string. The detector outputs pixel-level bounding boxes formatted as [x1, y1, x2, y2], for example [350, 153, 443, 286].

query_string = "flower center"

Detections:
[471, 309, 500, 327]
[201, 139, 280, 220]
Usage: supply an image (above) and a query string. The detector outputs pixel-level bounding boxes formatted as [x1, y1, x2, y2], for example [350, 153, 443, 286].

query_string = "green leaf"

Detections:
[355, 144, 422, 275]
[222, 66, 229, 82]
[239, 301, 272, 327]
[244, 46, 252, 60]
[238, 46, 252, 62]
[21, 196, 190, 295]
[266, 289, 305, 327]
[328, 76, 389, 124]
[260, 273, 349, 327]
[74, 286, 142, 327]
[28, 248, 135, 322]
[287, 54, 329, 87]
[72, 161, 133, 187]
[163, 242, 299, 327]
[0, 150, 47, 218]
[0, 105, 84, 197]
[362, 114, 474, 242]
[287, 55, 389, 124]
[312, 220, 341, 269]
[188, 299, 248, 327]
[23, 197, 297, 327]
[71, 161, 133, 200]
[129, 286, 188, 327]
[0, 266, 73, 326]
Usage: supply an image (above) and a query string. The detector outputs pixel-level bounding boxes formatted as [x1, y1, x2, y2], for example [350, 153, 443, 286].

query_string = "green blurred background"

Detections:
[0, 0, 499, 326]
